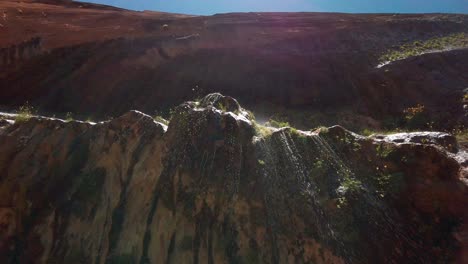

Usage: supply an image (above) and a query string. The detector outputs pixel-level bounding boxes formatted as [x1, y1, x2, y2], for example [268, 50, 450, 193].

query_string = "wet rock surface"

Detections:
[0, 94, 466, 263]
[373, 131, 459, 153]
[0, 0, 467, 130]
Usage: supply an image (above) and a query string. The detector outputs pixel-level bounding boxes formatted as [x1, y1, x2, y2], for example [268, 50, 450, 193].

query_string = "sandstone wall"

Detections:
[0, 94, 466, 263]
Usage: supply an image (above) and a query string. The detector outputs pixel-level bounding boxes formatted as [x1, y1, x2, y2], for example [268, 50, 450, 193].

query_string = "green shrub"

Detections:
[15, 102, 34, 123]
[267, 119, 290, 128]
[253, 122, 273, 137]
[361, 129, 375, 136]
[454, 128, 468, 143]
[403, 104, 430, 129]
[315, 126, 329, 134]
[217, 102, 227, 112]
[65, 112, 73, 122]
[310, 158, 328, 176]
[376, 144, 394, 158]
[375, 172, 405, 198]
[341, 177, 363, 193]
[337, 176, 364, 207]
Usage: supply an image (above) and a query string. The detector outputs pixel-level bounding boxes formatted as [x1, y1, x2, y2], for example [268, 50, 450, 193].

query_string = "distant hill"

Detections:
[0, 0, 467, 131]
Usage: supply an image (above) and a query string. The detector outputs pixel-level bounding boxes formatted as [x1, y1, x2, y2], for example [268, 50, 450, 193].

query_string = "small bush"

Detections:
[315, 126, 329, 134]
[253, 122, 273, 137]
[341, 177, 363, 193]
[267, 119, 290, 128]
[403, 104, 430, 129]
[65, 112, 73, 122]
[15, 102, 34, 123]
[454, 128, 468, 143]
[310, 158, 328, 176]
[217, 102, 227, 112]
[361, 129, 375, 136]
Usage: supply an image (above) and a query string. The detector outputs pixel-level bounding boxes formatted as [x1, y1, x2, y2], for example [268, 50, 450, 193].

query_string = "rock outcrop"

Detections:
[0, 94, 466, 263]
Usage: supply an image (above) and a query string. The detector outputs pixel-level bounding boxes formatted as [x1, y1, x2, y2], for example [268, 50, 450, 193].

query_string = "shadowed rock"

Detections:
[0, 94, 466, 263]
[373, 132, 459, 153]
[0, 0, 466, 131]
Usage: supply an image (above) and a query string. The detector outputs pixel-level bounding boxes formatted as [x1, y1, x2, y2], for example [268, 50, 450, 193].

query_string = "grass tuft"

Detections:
[15, 102, 34, 123]
[154, 115, 169, 125]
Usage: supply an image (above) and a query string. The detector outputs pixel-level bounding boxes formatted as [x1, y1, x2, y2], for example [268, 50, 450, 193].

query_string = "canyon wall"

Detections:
[0, 94, 466, 263]
[0, 37, 42, 66]
[0, 0, 467, 130]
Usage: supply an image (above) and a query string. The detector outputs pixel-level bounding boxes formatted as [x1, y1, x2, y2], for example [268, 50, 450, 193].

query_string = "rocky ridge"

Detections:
[0, 94, 466, 263]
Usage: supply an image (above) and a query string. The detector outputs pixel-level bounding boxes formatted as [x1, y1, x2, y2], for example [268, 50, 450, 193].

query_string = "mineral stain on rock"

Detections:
[0, 93, 466, 263]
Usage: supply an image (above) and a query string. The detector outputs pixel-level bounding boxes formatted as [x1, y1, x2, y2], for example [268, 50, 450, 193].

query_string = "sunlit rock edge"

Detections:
[0, 93, 466, 264]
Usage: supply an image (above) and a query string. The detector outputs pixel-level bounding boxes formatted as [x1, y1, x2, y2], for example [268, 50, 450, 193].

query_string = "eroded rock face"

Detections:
[0, 37, 42, 66]
[372, 131, 459, 153]
[0, 1, 466, 130]
[0, 94, 466, 263]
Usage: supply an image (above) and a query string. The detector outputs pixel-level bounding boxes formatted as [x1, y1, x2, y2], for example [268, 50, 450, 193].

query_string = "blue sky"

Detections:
[85, 0, 468, 15]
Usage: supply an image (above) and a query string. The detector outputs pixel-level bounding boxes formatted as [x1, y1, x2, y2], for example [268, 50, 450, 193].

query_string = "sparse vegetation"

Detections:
[360, 128, 408, 136]
[217, 102, 227, 112]
[315, 126, 329, 134]
[376, 144, 394, 158]
[337, 176, 364, 207]
[154, 115, 169, 125]
[266, 118, 290, 128]
[375, 172, 405, 198]
[245, 110, 256, 121]
[361, 129, 375, 136]
[454, 128, 468, 144]
[15, 102, 34, 123]
[403, 104, 432, 129]
[253, 122, 274, 137]
[65, 112, 73, 122]
[310, 158, 328, 176]
[341, 177, 363, 193]
[168, 107, 177, 120]
[379, 33, 468, 64]
[404, 104, 425, 120]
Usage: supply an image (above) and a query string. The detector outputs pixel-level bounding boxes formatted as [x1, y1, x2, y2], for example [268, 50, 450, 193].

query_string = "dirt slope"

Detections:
[0, 0, 467, 130]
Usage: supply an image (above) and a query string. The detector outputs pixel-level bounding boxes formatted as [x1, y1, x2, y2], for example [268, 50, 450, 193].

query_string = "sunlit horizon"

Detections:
[83, 0, 468, 15]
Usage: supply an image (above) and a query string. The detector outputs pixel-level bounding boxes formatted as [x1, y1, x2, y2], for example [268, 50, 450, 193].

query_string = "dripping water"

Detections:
[254, 129, 428, 262]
